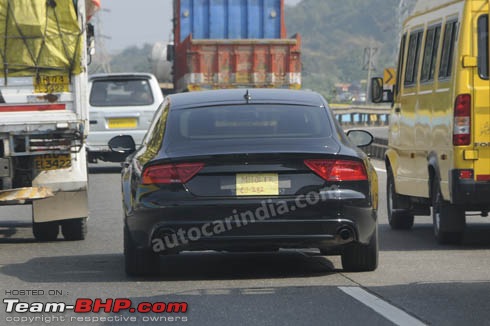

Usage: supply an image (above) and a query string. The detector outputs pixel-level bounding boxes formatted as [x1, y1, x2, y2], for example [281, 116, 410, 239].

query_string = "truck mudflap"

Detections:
[32, 190, 88, 223]
[0, 186, 54, 204]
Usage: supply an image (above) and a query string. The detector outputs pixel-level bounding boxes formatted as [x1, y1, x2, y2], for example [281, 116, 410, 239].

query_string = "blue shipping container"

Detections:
[178, 0, 284, 42]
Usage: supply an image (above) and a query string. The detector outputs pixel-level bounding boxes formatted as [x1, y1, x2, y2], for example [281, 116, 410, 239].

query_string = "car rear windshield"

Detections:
[166, 104, 332, 144]
[90, 79, 154, 106]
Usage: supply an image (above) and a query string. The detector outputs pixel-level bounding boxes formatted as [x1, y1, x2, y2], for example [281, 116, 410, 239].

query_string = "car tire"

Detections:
[124, 225, 160, 276]
[432, 179, 465, 245]
[61, 218, 87, 241]
[387, 167, 414, 230]
[341, 225, 378, 272]
[33, 221, 59, 241]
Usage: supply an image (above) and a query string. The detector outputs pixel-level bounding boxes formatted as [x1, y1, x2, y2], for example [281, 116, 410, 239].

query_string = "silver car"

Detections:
[86, 73, 164, 163]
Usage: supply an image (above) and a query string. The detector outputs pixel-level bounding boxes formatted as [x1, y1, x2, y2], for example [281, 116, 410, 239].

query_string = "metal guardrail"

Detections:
[333, 104, 391, 160]
[330, 104, 391, 127]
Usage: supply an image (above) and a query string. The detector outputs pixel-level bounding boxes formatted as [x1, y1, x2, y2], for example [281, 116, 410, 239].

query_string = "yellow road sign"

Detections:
[383, 68, 396, 86]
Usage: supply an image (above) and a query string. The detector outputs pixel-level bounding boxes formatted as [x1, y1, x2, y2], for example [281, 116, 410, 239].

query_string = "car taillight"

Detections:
[142, 163, 204, 185]
[453, 94, 471, 146]
[304, 159, 368, 181]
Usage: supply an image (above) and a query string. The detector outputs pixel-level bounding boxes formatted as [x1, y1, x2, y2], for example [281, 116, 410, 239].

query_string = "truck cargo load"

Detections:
[154, 0, 301, 92]
[174, 0, 286, 42]
[0, 0, 97, 241]
[173, 34, 301, 92]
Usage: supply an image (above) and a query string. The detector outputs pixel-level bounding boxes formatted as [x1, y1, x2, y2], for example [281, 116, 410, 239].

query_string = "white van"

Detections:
[86, 73, 164, 163]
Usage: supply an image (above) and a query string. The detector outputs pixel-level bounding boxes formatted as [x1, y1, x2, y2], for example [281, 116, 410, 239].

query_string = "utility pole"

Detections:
[93, 8, 112, 73]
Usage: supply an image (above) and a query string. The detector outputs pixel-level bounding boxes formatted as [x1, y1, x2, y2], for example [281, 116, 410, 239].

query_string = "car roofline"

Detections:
[167, 89, 327, 110]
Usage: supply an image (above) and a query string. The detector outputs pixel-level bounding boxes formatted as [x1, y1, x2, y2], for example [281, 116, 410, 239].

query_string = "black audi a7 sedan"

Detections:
[109, 88, 378, 276]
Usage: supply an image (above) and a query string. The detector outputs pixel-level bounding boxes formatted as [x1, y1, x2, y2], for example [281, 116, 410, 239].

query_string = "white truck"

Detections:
[0, 0, 98, 241]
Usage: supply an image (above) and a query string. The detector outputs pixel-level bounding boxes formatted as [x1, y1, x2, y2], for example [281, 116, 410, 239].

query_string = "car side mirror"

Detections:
[108, 135, 136, 154]
[346, 130, 374, 148]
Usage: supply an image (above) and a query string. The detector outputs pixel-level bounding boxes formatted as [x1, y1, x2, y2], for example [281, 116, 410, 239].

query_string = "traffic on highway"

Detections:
[1, 0, 490, 325]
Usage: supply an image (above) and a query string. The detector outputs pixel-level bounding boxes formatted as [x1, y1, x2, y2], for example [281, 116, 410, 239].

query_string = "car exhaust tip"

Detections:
[338, 227, 354, 241]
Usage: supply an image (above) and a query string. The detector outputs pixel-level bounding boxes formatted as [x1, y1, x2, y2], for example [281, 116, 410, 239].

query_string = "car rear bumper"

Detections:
[125, 198, 377, 253]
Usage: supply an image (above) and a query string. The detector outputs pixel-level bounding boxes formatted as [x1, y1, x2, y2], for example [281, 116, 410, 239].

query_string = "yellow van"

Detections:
[371, 0, 490, 244]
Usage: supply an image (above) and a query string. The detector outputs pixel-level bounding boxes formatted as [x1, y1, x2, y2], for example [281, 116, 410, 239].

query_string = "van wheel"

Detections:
[341, 225, 378, 272]
[124, 225, 160, 276]
[387, 168, 414, 229]
[33, 221, 59, 241]
[432, 179, 465, 244]
[61, 218, 87, 241]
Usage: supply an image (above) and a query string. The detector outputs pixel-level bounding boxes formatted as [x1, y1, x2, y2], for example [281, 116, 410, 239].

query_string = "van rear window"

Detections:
[478, 15, 489, 79]
[90, 79, 154, 106]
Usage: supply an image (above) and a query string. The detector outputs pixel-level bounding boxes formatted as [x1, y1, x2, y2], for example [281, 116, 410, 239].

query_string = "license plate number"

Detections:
[236, 173, 279, 196]
[34, 154, 71, 171]
[34, 75, 69, 93]
[108, 118, 138, 129]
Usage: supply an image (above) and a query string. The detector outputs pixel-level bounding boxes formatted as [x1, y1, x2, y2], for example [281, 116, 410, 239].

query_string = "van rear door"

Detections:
[473, 11, 490, 181]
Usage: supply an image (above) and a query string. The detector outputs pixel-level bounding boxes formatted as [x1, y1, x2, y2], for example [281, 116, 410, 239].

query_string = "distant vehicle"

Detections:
[371, 0, 490, 244]
[86, 73, 163, 163]
[355, 92, 367, 104]
[336, 92, 353, 103]
[109, 88, 379, 276]
[152, 0, 301, 93]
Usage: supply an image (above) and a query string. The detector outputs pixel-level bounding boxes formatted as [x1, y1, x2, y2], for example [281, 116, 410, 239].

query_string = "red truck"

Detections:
[152, 0, 301, 93]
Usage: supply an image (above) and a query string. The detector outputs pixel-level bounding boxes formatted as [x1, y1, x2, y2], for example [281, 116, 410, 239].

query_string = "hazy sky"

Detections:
[98, 0, 302, 53]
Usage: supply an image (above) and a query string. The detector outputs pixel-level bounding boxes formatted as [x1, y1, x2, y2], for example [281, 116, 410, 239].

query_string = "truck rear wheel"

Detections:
[33, 221, 59, 241]
[61, 217, 87, 241]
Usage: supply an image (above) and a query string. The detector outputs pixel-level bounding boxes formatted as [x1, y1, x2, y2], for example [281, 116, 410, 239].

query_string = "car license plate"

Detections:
[34, 75, 70, 93]
[236, 173, 279, 196]
[107, 118, 138, 129]
[34, 154, 72, 171]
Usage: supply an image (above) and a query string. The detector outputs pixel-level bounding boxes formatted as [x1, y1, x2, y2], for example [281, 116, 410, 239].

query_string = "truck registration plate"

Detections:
[34, 154, 71, 171]
[34, 75, 70, 93]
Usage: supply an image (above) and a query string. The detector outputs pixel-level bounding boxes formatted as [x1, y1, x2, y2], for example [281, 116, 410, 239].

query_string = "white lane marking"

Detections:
[339, 287, 427, 326]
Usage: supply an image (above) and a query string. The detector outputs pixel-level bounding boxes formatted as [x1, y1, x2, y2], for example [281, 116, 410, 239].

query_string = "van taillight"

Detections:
[142, 163, 204, 185]
[453, 94, 471, 146]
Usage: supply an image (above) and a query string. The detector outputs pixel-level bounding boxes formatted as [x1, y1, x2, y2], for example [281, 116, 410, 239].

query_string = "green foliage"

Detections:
[89, 44, 153, 74]
[285, 0, 404, 96]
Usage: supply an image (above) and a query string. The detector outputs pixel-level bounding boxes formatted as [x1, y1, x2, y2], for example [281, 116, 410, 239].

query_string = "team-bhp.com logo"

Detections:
[4, 298, 188, 323]
[5, 298, 188, 313]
